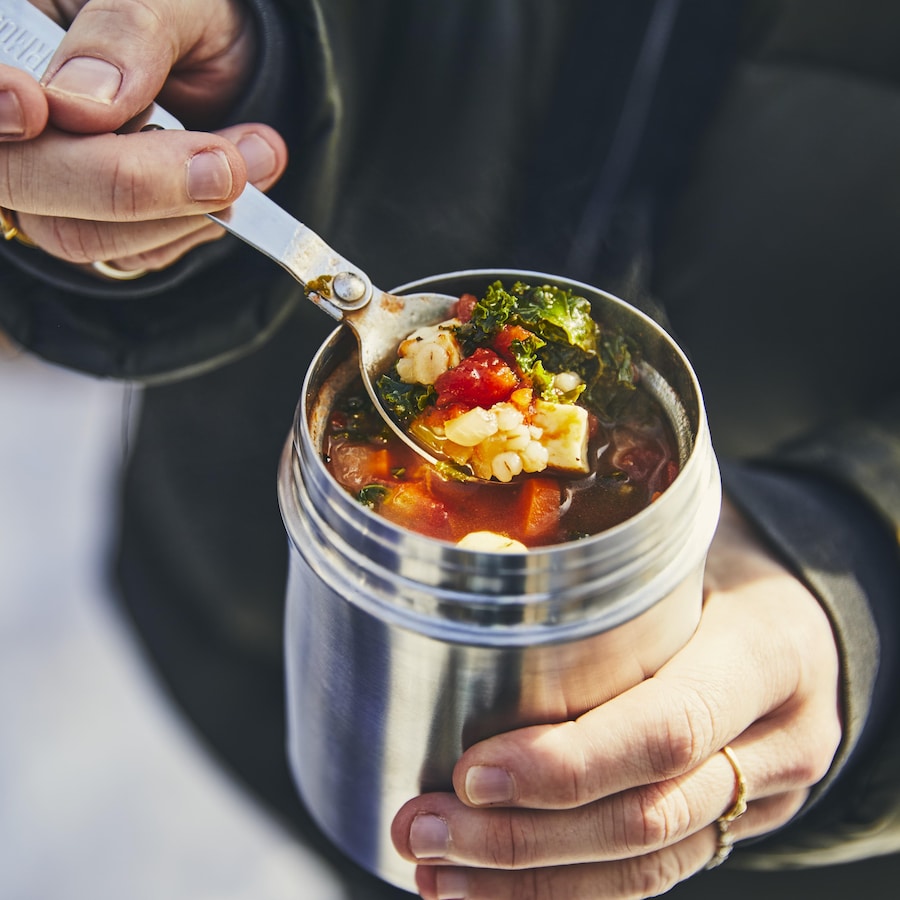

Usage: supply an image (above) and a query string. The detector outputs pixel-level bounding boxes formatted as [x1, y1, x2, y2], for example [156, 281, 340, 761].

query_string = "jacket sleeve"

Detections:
[0, 0, 316, 383]
[723, 438, 900, 868]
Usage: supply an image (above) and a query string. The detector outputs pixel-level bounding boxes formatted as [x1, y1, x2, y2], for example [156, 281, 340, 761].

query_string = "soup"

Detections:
[323, 281, 679, 548]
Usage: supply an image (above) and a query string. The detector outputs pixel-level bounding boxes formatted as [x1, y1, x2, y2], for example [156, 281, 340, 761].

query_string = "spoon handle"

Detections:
[0, 0, 373, 316]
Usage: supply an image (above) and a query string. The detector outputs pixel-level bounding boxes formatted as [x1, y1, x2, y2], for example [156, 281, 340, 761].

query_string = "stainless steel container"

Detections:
[277, 270, 721, 891]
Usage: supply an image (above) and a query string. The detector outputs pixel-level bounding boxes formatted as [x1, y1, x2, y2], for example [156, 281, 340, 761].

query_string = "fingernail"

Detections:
[409, 814, 450, 859]
[465, 766, 514, 805]
[45, 57, 122, 104]
[187, 150, 233, 201]
[435, 869, 469, 900]
[0, 90, 24, 137]
[236, 133, 277, 183]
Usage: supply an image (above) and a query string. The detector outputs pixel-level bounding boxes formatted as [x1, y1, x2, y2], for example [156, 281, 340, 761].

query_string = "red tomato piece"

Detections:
[455, 293, 479, 322]
[434, 347, 520, 408]
[491, 324, 536, 371]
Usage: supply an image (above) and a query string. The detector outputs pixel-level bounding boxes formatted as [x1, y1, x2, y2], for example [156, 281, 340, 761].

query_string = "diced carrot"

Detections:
[367, 448, 391, 480]
[381, 482, 450, 539]
[516, 478, 561, 542]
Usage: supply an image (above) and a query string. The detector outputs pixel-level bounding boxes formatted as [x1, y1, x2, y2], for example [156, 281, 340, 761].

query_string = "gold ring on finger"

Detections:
[705, 744, 748, 870]
[718, 744, 748, 823]
[0, 207, 37, 248]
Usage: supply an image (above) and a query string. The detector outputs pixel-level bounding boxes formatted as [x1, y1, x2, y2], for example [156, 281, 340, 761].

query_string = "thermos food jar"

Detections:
[278, 270, 721, 891]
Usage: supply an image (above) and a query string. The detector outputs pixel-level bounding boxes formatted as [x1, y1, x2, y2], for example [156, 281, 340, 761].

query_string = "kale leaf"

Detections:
[357, 484, 389, 508]
[375, 372, 435, 425]
[456, 280, 519, 353]
[510, 282, 599, 354]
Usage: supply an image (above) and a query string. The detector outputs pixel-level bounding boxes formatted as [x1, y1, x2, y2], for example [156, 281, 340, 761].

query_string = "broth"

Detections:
[323, 281, 680, 548]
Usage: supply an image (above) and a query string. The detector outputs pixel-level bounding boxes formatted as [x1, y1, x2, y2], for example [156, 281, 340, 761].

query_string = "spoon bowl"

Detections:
[300, 272, 467, 471]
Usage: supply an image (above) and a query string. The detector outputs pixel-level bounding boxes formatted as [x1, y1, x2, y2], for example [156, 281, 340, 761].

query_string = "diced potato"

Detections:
[444, 406, 499, 446]
[531, 400, 590, 472]
[457, 531, 527, 553]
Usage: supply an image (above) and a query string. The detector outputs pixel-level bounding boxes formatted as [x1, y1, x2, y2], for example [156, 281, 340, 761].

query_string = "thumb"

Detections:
[38, 0, 254, 133]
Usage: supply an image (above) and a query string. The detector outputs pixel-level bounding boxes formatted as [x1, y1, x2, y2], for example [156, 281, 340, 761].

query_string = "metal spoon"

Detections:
[0, 0, 469, 472]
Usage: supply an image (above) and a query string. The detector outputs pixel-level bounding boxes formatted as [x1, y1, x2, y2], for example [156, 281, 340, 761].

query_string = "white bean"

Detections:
[492, 451, 524, 483]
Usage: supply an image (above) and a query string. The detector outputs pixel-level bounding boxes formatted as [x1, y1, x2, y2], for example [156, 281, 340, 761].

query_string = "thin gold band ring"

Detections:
[0, 207, 36, 248]
[1, 208, 147, 281]
[705, 744, 749, 870]
[719, 744, 749, 823]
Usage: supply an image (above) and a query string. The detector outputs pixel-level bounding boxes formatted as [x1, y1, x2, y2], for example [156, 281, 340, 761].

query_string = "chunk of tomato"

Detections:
[491, 324, 537, 371]
[434, 347, 520, 408]
[455, 293, 479, 322]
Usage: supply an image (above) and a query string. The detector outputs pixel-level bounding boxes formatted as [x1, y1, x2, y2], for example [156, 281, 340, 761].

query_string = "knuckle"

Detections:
[540, 722, 594, 807]
[109, 156, 143, 221]
[521, 868, 549, 900]
[524, 866, 580, 900]
[770, 789, 809, 828]
[646, 689, 718, 777]
[793, 754, 827, 788]
[81, 0, 168, 47]
[49, 216, 133, 265]
[484, 813, 541, 870]
[747, 790, 809, 837]
[783, 717, 841, 790]
[621, 850, 686, 899]
[620, 781, 693, 853]
[48, 216, 95, 263]
[790, 737, 837, 789]
[484, 867, 563, 900]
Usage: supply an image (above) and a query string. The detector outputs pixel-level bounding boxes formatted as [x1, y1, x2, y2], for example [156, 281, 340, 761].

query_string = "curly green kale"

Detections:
[374, 373, 435, 425]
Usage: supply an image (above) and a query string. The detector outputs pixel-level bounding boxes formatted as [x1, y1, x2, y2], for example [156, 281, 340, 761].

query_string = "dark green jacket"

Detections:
[1, 1, 898, 894]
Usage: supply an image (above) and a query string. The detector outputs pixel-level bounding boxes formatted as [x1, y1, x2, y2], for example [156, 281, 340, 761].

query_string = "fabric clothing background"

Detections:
[1, 0, 900, 896]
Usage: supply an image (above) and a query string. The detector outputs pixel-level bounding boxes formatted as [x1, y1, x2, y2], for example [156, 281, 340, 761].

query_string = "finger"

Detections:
[411, 795, 805, 900]
[12, 123, 286, 264]
[96, 220, 228, 274]
[17, 206, 219, 265]
[39, 0, 253, 132]
[393, 729, 821, 870]
[1, 127, 248, 219]
[0, 68, 49, 140]
[451, 562, 836, 810]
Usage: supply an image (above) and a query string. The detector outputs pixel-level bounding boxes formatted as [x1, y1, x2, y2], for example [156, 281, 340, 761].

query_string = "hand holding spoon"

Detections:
[0, 0, 467, 472]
